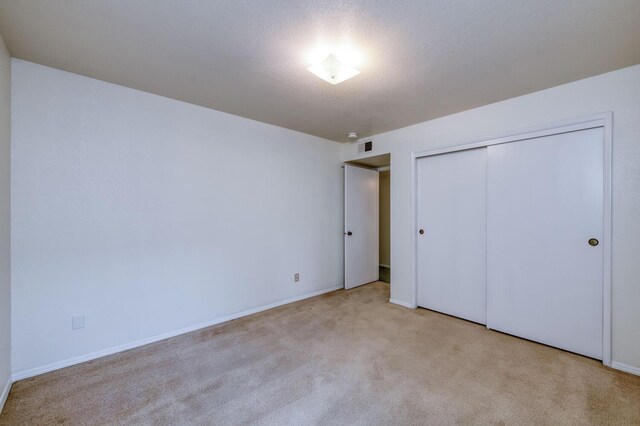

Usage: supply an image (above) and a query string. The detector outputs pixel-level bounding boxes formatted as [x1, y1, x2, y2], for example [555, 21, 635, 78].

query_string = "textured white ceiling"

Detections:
[0, 0, 639, 142]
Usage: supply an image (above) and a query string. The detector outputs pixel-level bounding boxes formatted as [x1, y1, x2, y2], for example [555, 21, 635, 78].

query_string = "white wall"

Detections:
[11, 60, 344, 375]
[342, 65, 640, 371]
[0, 34, 12, 406]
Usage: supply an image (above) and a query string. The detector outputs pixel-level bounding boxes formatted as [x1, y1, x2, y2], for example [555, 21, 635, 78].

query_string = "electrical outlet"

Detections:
[72, 315, 85, 330]
[294, 273, 300, 282]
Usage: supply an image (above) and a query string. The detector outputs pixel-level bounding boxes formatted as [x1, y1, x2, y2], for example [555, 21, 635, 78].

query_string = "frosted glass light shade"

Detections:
[307, 54, 360, 85]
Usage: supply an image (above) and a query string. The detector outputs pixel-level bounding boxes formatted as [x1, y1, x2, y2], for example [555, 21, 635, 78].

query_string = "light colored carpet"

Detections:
[1, 282, 639, 425]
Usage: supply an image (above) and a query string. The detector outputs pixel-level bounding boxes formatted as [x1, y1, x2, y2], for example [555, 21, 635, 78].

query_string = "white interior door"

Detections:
[417, 148, 487, 324]
[487, 128, 604, 359]
[344, 164, 379, 289]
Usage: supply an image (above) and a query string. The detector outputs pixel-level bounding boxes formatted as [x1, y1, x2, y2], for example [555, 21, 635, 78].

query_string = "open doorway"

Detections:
[344, 153, 391, 288]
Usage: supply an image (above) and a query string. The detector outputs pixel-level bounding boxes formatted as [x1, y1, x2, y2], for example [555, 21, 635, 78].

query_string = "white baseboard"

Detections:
[389, 298, 416, 309]
[0, 376, 11, 414]
[611, 361, 640, 376]
[12, 285, 343, 381]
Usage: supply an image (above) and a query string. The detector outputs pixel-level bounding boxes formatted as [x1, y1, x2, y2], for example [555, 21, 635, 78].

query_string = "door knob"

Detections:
[588, 238, 599, 246]
[419, 229, 424, 235]
[346, 231, 353, 236]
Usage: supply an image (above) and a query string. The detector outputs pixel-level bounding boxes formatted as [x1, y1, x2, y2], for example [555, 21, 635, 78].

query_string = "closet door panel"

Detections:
[487, 128, 604, 359]
[417, 148, 487, 324]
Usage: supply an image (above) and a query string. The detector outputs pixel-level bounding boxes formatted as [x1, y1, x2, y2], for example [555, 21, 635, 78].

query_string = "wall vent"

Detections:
[357, 140, 373, 153]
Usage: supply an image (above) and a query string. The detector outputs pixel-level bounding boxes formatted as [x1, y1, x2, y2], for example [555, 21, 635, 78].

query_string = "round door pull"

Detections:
[419, 229, 425, 235]
[588, 238, 599, 246]
[346, 231, 353, 236]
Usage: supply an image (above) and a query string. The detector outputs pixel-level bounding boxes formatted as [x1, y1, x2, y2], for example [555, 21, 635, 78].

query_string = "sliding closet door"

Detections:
[417, 148, 486, 324]
[487, 128, 604, 359]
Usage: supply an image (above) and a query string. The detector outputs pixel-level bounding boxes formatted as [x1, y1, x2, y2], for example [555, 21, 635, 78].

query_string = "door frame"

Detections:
[410, 112, 612, 366]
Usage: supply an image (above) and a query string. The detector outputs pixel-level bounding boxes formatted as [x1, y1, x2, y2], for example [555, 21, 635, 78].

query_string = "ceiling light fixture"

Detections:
[306, 45, 363, 85]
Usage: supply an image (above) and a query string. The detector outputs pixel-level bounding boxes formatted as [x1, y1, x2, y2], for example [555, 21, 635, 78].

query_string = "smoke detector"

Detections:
[348, 132, 358, 140]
